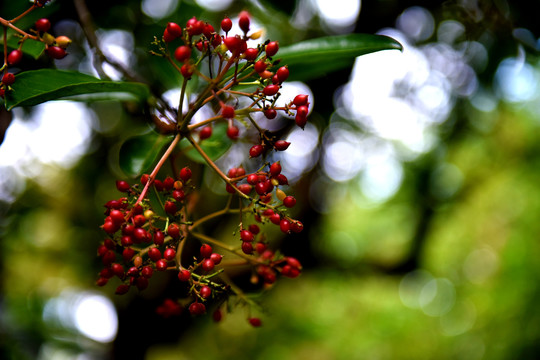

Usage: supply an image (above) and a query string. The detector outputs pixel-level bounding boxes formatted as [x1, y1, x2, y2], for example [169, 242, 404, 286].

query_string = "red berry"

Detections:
[153, 230, 165, 245]
[7, 50, 23, 65]
[141, 266, 154, 278]
[296, 105, 309, 118]
[167, 22, 182, 38]
[290, 220, 304, 233]
[221, 104, 235, 119]
[2, 73, 15, 86]
[156, 259, 168, 271]
[293, 94, 309, 106]
[115, 284, 130, 295]
[199, 125, 212, 140]
[148, 248, 161, 262]
[35, 18, 51, 32]
[163, 176, 175, 190]
[133, 214, 146, 227]
[276, 66, 289, 82]
[247, 174, 259, 185]
[241, 241, 253, 254]
[181, 64, 193, 78]
[210, 253, 222, 265]
[280, 219, 291, 233]
[202, 258, 215, 271]
[178, 269, 191, 281]
[109, 209, 125, 224]
[46, 46, 67, 59]
[269, 161, 281, 176]
[265, 41, 279, 56]
[111, 263, 125, 278]
[213, 308, 223, 322]
[244, 48, 258, 61]
[226, 125, 239, 140]
[96, 277, 108, 286]
[249, 317, 262, 327]
[264, 108, 277, 119]
[248, 224, 260, 234]
[295, 113, 307, 128]
[153, 179, 164, 191]
[167, 223, 181, 239]
[240, 229, 254, 242]
[238, 11, 250, 33]
[254, 60, 267, 73]
[270, 213, 281, 225]
[224, 36, 241, 53]
[122, 248, 135, 263]
[179, 167, 192, 182]
[174, 45, 191, 62]
[116, 180, 130, 192]
[141, 174, 150, 184]
[221, 17, 233, 32]
[121, 235, 133, 247]
[164, 248, 176, 261]
[103, 221, 118, 234]
[255, 242, 267, 254]
[163, 28, 175, 42]
[238, 184, 252, 195]
[249, 144, 264, 158]
[200, 244, 213, 258]
[189, 302, 206, 315]
[136, 276, 149, 290]
[172, 190, 185, 202]
[203, 23, 215, 39]
[200, 285, 212, 299]
[186, 17, 204, 36]
[283, 195, 296, 208]
[164, 200, 178, 214]
[274, 140, 290, 151]
[263, 84, 280, 96]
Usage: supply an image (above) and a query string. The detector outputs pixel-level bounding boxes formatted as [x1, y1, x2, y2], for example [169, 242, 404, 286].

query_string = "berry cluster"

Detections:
[1, 1, 71, 97]
[96, 12, 310, 326]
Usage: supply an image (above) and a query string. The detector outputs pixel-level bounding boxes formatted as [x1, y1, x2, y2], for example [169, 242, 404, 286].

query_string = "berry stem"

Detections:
[189, 195, 239, 230]
[9, 4, 36, 23]
[127, 133, 182, 219]
[184, 133, 251, 200]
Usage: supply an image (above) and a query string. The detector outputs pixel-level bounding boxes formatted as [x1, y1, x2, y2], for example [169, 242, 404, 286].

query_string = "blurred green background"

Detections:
[2, 0, 540, 359]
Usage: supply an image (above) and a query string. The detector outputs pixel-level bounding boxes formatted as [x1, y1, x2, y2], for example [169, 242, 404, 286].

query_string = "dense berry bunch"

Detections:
[96, 12, 309, 326]
[1, 1, 72, 97]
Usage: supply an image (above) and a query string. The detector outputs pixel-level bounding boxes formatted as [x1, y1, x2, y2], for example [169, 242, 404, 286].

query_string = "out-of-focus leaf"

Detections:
[119, 132, 171, 177]
[278, 34, 402, 80]
[180, 123, 231, 163]
[4, 69, 150, 110]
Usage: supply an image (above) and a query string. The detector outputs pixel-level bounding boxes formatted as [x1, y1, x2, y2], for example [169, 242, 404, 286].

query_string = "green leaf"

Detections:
[119, 132, 172, 178]
[278, 34, 402, 80]
[4, 69, 150, 110]
[180, 123, 232, 163]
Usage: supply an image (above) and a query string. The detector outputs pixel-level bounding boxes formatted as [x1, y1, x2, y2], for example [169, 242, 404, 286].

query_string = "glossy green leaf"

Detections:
[278, 34, 402, 80]
[180, 123, 232, 164]
[119, 132, 172, 177]
[4, 69, 150, 110]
